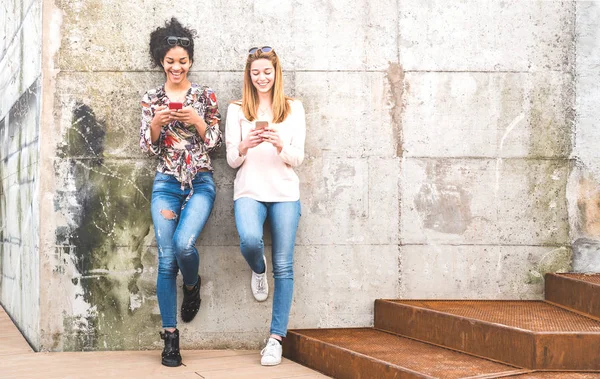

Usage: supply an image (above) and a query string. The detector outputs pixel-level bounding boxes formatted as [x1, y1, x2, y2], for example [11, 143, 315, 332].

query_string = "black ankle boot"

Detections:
[181, 275, 201, 323]
[160, 329, 182, 367]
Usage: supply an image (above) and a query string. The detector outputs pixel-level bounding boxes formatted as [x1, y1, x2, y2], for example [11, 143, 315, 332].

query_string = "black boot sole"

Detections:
[162, 358, 182, 367]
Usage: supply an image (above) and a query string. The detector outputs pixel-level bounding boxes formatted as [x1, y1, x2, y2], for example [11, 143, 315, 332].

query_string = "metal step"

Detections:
[545, 273, 600, 318]
[374, 300, 600, 370]
[283, 327, 527, 379]
[509, 373, 600, 378]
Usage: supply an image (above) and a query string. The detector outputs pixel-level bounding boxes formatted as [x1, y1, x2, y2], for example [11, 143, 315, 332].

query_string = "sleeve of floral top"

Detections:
[197, 87, 222, 152]
[139, 91, 162, 155]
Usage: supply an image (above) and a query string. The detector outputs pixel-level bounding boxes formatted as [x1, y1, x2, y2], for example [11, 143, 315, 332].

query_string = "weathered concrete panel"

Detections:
[56, 0, 397, 72]
[400, 245, 572, 299]
[399, 0, 575, 72]
[576, 1, 600, 72]
[298, 156, 400, 245]
[288, 0, 397, 70]
[45, 155, 156, 350]
[571, 238, 600, 273]
[574, 1, 600, 170]
[401, 158, 570, 245]
[569, 1, 600, 271]
[293, 244, 399, 330]
[0, 78, 41, 348]
[0, 0, 42, 119]
[402, 72, 573, 158]
[53, 158, 155, 249]
[296, 71, 396, 158]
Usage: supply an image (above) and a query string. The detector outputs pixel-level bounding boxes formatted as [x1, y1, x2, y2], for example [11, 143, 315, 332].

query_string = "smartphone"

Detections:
[255, 121, 269, 129]
[169, 102, 183, 110]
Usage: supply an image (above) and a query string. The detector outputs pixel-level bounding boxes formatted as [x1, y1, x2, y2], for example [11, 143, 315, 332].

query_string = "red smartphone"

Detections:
[255, 121, 269, 129]
[168, 102, 183, 110]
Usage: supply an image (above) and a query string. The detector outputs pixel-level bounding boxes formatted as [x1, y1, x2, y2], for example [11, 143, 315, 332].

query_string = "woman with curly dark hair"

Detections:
[140, 17, 222, 367]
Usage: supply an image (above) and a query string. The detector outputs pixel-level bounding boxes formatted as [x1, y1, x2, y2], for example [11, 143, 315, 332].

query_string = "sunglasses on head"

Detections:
[166, 36, 191, 47]
[248, 46, 273, 54]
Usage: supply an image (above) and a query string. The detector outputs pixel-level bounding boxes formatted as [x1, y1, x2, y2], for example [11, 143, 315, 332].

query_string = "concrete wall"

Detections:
[570, 1, 600, 273]
[0, 0, 43, 347]
[24, 0, 584, 351]
[399, 1, 575, 298]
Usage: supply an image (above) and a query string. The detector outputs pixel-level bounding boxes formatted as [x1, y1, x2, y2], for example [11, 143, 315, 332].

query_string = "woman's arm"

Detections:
[278, 101, 306, 167]
[140, 92, 164, 155]
[197, 87, 222, 151]
[226, 103, 246, 169]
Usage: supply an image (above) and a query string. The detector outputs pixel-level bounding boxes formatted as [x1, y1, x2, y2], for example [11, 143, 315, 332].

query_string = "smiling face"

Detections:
[162, 46, 191, 85]
[250, 58, 275, 94]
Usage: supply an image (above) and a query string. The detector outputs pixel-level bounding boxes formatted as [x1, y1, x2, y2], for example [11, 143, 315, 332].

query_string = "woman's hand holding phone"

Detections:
[260, 128, 283, 153]
[168, 102, 183, 110]
[151, 105, 172, 128]
[170, 106, 202, 126]
[239, 128, 264, 156]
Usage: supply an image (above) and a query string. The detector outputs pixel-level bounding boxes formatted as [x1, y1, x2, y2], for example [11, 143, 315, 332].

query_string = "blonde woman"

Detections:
[226, 46, 305, 366]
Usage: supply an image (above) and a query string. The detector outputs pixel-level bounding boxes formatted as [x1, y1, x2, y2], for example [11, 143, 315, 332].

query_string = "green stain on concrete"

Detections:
[522, 160, 570, 245]
[528, 77, 574, 158]
[58, 102, 106, 159]
[58, 103, 156, 351]
[527, 247, 572, 284]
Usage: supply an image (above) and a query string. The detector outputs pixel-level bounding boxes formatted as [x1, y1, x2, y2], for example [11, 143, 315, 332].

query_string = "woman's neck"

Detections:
[257, 91, 272, 108]
[165, 79, 191, 93]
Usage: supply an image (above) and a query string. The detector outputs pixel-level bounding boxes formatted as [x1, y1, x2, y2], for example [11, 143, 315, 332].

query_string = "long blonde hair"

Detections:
[241, 48, 291, 123]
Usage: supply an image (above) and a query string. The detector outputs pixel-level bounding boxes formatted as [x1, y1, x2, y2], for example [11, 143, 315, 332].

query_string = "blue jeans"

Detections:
[234, 197, 301, 337]
[151, 171, 216, 328]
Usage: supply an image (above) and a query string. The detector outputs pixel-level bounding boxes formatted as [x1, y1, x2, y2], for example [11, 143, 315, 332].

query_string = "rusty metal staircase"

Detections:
[283, 273, 600, 378]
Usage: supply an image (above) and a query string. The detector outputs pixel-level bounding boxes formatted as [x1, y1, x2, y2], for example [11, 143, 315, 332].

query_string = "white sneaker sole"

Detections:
[261, 359, 281, 366]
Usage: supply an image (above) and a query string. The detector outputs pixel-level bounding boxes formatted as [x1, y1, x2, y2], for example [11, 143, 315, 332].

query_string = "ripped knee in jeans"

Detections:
[160, 209, 177, 220]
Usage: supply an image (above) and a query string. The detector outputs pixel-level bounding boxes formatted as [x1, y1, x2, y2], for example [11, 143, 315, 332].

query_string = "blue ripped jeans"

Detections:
[234, 197, 301, 337]
[151, 171, 216, 328]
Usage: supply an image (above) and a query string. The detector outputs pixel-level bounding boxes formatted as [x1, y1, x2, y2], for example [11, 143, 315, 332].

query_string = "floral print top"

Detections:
[140, 83, 222, 189]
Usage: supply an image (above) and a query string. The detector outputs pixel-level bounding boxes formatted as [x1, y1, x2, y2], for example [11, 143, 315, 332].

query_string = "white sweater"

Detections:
[226, 100, 306, 202]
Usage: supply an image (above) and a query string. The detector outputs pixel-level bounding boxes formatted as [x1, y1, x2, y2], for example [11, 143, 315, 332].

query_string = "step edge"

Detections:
[373, 327, 525, 370]
[460, 369, 534, 379]
[287, 328, 528, 378]
[542, 300, 600, 323]
[289, 328, 525, 371]
[285, 329, 438, 379]
[376, 300, 600, 334]
[546, 273, 600, 286]
[545, 275, 600, 320]
[375, 301, 600, 369]
[376, 300, 544, 334]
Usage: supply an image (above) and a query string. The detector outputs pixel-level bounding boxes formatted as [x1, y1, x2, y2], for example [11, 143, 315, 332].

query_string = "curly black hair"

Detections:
[149, 17, 196, 67]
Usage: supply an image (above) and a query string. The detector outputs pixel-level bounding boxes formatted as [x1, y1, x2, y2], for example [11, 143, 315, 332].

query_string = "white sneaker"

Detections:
[260, 337, 282, 366]
[251, 256, 269, 302]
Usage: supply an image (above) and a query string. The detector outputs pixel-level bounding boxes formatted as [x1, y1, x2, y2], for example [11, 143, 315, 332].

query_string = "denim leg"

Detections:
[151, 174, 184, 329]
[268, 200, 301, 337]
[234, 197, 267, 274]
[151, 172, 216, 328]
[174, 172, 216, 287]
